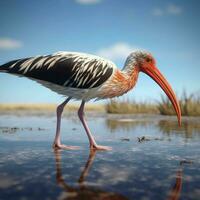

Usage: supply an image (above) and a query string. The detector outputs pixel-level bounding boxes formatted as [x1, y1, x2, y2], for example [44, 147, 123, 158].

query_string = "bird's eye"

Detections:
[146, 58, 151, 62]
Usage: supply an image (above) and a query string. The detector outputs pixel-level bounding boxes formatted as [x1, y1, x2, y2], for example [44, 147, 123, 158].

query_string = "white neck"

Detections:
[122, 55, 137, 75]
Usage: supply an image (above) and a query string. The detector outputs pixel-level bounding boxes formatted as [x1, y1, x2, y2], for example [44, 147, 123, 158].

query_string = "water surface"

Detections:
[0, 114, 199, 200]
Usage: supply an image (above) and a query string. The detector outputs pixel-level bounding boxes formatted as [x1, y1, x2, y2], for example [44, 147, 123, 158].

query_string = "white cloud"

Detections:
[0, 38, 23, 50]
[152, 8, 164, 16]
[75, 0, 101, 5]
[167, 4, 182, 15]
[96, 42, 140, 61]
[152, 4, 182, 16]
[95, 165, 132, 185]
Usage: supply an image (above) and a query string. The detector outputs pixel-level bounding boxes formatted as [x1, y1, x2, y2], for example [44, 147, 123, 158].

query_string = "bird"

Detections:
[0, 50, 181, 150]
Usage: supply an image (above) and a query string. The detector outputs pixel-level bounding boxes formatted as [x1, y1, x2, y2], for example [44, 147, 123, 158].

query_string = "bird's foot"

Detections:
[90, 144, 112, 151]
[53, 143, 80, 150]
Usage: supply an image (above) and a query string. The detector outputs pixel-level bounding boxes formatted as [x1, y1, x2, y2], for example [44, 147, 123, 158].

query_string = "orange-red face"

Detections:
[138, 53, 181, 126]
[139, 54, 156, 69]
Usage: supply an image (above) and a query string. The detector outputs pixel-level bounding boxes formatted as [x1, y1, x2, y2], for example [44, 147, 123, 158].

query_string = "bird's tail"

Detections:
[0, 59, 21, 73]
[0, 65, 8, 72]
[0, 62, 9, 72]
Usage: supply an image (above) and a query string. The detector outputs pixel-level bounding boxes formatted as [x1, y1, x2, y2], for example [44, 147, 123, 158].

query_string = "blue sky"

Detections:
[0, 0, 199, 103]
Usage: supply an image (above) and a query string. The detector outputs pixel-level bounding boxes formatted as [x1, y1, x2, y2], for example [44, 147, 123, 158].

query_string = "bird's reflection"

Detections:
[54, 149, 189, 200]
[167, 160, 193, 200]
[167, 168, 182, 200]
[53, 149, 128, 200]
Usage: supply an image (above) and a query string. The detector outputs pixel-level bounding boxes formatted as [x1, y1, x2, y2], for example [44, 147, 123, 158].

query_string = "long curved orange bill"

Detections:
[142, 66, 181, 126]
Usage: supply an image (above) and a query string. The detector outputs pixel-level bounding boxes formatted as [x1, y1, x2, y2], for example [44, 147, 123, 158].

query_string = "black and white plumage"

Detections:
[0, 50, 181, 150]
[0, 51, 116, 100]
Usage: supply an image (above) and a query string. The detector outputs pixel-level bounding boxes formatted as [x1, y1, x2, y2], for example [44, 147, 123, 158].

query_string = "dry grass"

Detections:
[106, 91, 200, 116]
[0, 103, 105, 115]
[0, 104, 57, 111]
[106, 99, 158, 114]
[1, 91, 199, 116]
[158, 91, 200, 116]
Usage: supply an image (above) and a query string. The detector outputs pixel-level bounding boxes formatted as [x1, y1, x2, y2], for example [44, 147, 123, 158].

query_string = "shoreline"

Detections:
[0, 103, 200, 120]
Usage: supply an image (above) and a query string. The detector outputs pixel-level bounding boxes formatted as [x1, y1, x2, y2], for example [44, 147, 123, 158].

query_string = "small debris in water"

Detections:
[180, 160, 194, 165]
[1, 127, 20, 134]
[137, 136, 164, 142]
[154, 137, 164, 141]
[137, 136, 150, 142]
[0, 126, 46, 134]
[38, 127, 45, 131]
[121, 138, 130, 142]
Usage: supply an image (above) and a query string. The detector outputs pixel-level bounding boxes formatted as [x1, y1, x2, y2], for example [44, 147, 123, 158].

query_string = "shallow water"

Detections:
[0, 114, 200, 200]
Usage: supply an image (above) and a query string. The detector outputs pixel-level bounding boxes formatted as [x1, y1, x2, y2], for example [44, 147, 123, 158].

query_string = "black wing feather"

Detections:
[0, 53, 114, 89]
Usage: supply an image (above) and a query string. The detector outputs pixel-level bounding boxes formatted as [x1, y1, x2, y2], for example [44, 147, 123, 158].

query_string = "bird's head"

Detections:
[128, 51, 181, 126]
